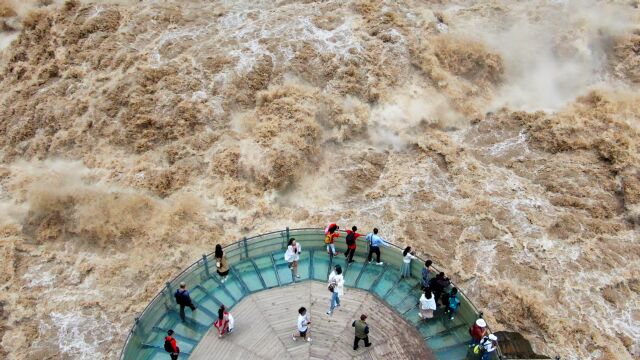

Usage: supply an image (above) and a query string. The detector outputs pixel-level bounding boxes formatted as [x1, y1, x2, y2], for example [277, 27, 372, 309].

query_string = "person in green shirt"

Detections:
[352, 314, 372, 350]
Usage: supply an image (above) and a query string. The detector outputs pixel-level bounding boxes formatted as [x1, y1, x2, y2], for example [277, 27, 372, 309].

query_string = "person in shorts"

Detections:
[292, 306, 311, 342]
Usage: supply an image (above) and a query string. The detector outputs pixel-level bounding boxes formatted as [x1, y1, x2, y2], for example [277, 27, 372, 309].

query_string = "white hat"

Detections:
[488, 334, 497, 341]
[476, 319, 487, 327]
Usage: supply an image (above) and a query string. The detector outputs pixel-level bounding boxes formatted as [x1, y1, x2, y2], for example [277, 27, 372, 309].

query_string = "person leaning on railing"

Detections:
[400, 246, 418, 278]
[365, 228, 389, 265]
[324, 223, 341, 256]
[344, 226, 364, 263]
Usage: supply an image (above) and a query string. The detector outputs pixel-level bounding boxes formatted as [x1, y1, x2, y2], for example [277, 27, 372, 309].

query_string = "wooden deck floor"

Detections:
[190, 281, 435, 360]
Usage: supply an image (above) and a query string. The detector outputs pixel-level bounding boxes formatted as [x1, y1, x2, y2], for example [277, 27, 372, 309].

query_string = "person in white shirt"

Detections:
[284, 238, 302, 279]
[400, 246, 418, 278]
[479, 334, 498, 360]
[227, 312, 235, 333]
[418, 288, 436, 320]
[292, 307, 311, 342]
[326, 265, 344, 315]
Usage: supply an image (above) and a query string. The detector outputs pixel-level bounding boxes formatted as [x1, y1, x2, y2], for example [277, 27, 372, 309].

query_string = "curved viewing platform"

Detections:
[121, 228, 501, 360]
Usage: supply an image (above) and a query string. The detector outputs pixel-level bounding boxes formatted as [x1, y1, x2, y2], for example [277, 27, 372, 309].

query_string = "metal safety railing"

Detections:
[120, 227, 502, 359]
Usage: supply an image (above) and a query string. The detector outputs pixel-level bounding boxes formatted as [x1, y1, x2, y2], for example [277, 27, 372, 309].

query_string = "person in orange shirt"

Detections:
[324, 223, 340, 256]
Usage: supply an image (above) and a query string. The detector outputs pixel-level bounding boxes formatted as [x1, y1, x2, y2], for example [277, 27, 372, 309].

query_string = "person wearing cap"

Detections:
[469, 318, 488, 345]
[164, 329, 180, 359]
[352, 314, 371, 350]
[174, 282, 196, 322]
[479, 334, 498, 359]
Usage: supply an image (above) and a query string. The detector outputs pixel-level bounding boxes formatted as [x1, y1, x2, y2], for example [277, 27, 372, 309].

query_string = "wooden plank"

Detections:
[190, 281, 436, 360]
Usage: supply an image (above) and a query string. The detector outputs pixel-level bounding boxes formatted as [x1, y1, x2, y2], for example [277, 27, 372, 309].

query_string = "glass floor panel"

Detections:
[395, 293, 420, 315]
[372, 268, 401, 298]
[356, 263, 385, 290]
[434, 343, 472, 360]
[311, 250, 331, 281]
[201, 275, 244, 303]
[252, 256, 279, 288]
[343, 255, 367, 287]
[385, 278, 420, 307]
[295, 251, 311, 280]
[232, 261, 264, 292]
[271, 252, 294, 285]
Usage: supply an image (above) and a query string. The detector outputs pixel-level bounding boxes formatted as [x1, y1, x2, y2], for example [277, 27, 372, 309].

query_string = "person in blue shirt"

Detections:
[365, 228, 389, 265]
[442, 287, 460, 320]
[421, 260, 433, 290]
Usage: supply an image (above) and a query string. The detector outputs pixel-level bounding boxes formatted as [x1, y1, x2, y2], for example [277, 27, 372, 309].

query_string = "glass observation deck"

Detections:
[120, 228, 501, 360]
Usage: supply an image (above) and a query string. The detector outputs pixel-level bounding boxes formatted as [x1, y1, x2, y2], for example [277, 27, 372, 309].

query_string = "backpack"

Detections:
[346, 232, 355, 246]
[473, 337, 490, 355]
[164, 338, 174, 353]
[324, 234, 332, 244]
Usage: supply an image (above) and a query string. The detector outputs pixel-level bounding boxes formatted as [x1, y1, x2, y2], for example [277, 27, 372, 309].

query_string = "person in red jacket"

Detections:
[164, 329, 180, 360]
[344, 226, 364, 263]
[469, 318, 488, 345]
[324, 223, 341, 256]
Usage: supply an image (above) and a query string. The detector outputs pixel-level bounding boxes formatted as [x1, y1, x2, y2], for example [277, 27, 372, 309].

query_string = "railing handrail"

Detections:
[120, 227, 502, 359]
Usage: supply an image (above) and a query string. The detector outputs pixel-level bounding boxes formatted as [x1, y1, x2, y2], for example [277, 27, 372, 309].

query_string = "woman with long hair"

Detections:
[213, 304, 233, 338]
[214, 244, 229, 283]
[324, 223, 340, 257]
[418, 288, 436, 320]
[284, 238, 302, 279]
[400, 246, 417, 279]
[326, 264, 344, 315]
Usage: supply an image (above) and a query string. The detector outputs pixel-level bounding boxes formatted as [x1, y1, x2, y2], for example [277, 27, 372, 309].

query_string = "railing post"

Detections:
[202, 254, 209, 276]
[165, 281, 173, 305]
[284, 226, 290, 249]
[243, 236, 248, 259]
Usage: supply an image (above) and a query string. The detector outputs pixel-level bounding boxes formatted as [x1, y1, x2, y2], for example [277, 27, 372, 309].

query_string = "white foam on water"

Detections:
[487, 130, 528, 156]
[47, 311, 115, 360]
[23, 264, 56, 288]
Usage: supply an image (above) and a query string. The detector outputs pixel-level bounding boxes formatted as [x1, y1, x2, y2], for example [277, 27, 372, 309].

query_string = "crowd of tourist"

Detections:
[162, 224, 499, 359]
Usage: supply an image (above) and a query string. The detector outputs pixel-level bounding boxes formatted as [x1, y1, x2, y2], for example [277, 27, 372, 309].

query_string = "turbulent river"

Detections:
[0, 0, 638, 359]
